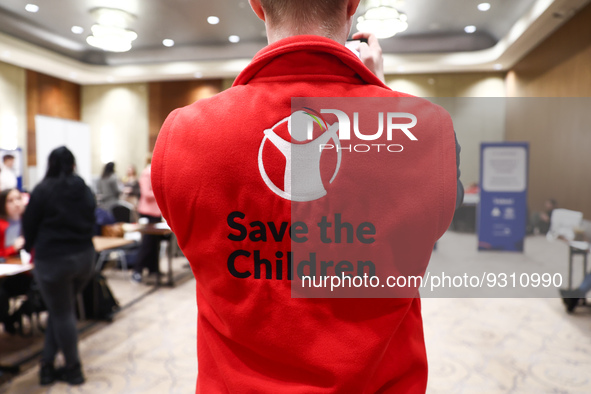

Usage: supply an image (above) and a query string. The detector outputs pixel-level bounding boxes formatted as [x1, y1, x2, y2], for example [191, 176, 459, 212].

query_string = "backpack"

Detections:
[80, 272, 119, 321]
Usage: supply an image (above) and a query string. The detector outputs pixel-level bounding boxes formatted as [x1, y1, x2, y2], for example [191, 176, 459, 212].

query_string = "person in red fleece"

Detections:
[0, 188, 31, 334]
[152, 0, 461, 392]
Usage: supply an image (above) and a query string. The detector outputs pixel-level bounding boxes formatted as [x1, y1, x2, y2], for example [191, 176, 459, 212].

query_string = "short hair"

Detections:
[260, 0, 348, 36]
[3, 154, 14, 162]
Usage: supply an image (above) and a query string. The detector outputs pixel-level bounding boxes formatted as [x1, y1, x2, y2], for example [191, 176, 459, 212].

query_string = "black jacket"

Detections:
[23, 174, 96, 259]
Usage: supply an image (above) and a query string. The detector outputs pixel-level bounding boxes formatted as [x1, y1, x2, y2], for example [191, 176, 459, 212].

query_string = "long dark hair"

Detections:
[0, 188, 18, 220]
[45, 146, 75, 179]
[101, 162, 115, 179]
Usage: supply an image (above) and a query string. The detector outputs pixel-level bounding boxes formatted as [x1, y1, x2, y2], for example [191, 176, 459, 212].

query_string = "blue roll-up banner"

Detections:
[0, 148, 24, 191]
[478, 142, 529, 252]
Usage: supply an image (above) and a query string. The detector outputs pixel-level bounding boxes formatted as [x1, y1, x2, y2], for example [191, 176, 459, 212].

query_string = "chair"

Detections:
[546, 208, 583, 241]
[111, 200, 136, 223]
[96, 201, 139, 272]
[11, 280, 47, 336]
[547, 209, 589, 290]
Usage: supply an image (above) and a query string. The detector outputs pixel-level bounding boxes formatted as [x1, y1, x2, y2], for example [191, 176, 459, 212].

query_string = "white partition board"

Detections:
[34, 115, 92, 188]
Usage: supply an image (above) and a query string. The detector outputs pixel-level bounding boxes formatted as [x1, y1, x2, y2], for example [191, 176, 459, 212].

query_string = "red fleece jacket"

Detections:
[0, 219, 18, 258]
[152, 35, 457, 393]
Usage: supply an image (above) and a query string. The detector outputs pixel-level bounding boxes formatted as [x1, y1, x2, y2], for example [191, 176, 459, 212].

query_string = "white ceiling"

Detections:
[0, 0, 589, 84]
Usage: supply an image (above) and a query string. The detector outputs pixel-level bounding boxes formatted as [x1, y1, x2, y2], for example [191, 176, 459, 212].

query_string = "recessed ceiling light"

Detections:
[464, 25, 477, 34]
[493, 63, 503, 70]
[228, 35, 240, 43]
[478, 3, 491, 11]
[163, 39, 175, 47]
[25, 4, 39, 13]
[71, 26, 84, 34]
[207, 16, 220, 25]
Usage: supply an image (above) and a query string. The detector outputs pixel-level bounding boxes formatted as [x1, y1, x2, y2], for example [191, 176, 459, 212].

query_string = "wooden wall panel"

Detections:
[148, 80, 222, 151]
[505, 98, 591, 218]
[506, 3, 591, 217]
[26, 70, 81, 166]
[507, 2, 591, 97]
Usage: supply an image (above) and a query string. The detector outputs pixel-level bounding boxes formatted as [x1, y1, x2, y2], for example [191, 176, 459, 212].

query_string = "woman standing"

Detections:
[96, 161, 120, 212]
[131, 156, 162, 283]
[23, 147, 96, 386]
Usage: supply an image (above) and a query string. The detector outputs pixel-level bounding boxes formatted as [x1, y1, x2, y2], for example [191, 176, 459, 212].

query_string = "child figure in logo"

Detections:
[261, 110, 340, 201]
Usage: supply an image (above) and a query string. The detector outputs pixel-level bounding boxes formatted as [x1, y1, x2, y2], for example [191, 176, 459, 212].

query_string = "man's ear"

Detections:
[347, 0, 361, 17]
[249, 0, 266, 21]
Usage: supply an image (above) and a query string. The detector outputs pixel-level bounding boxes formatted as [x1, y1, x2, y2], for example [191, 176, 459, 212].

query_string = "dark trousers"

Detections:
[134, 214, 162, 275]
[34, 247, 95, 367]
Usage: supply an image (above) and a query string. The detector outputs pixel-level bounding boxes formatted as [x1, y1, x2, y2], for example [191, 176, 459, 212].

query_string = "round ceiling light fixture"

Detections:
[86, 8, 137, 52]
[356, 0, 408, 39]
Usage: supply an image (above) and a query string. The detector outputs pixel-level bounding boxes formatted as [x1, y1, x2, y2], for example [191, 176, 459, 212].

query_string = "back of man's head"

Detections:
[259, 0, 349, 37]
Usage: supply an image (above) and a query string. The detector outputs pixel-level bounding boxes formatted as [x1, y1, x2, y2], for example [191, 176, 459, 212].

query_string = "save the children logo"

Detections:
[258, 109, 342, 202]
[258, 107, 419, 202]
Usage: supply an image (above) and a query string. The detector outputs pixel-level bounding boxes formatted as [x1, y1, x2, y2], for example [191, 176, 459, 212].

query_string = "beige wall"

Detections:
[81, 84, 149, 182]
[386, 73, 505, 98]
[0, 61, 27, 180]
[386, 72, 506, 185]
[0, 63, 518, 194]
[505, 2, 591, 217]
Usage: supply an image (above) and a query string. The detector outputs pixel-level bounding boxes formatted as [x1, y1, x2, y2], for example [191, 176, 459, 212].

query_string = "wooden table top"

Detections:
[122, 223, 173, 235]
[93, 236, 135, 252]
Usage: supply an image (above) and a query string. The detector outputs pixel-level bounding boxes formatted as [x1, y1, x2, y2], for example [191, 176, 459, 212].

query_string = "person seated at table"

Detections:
[529, 198, 557, 235]
[122, 164, 140, 208]
[0, 188, 32, 334]
[464, 182, 479, 195]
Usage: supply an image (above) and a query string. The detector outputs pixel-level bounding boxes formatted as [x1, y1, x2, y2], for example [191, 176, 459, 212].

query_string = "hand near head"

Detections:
[14, 236, 25, 251]
[351, 32, 385, 83]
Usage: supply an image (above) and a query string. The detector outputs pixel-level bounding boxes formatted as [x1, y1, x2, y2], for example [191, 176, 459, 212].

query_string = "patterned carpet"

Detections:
[1, 233, 590, 393]
[1, 272, 197, 394]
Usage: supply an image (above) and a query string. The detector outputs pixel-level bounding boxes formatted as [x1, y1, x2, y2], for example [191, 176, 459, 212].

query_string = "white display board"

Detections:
[482, 146, 527, 192]
[34, 115, 92, 188]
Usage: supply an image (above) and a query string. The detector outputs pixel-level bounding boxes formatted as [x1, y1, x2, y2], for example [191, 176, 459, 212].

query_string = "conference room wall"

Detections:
[506, 1, 591, 218]
[148, 80, 223, 152]
[81, 84, 149, 182]
[25, 70, 81, 190]
[385, 73, 506, 185]
[0, 61, 26, 165]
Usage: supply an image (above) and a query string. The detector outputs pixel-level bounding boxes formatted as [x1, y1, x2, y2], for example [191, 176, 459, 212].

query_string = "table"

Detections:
[93, 236, 135, 252]
[0, 257, 33, 374]
[121, 223, 178, 286]
[0, 258, 33, 278]
[451, 194, 479, 233]
[567, 241, 590, 290]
